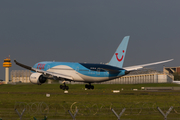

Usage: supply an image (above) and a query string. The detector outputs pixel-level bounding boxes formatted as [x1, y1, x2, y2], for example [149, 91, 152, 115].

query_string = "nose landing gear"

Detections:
[60, 82, 69, 90]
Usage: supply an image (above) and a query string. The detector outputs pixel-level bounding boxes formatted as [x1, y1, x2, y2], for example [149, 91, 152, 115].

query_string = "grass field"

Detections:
[0, 83, 180, 120]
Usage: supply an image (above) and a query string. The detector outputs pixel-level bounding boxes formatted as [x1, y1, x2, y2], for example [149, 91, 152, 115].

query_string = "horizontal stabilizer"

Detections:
[102, 68, 120, 73]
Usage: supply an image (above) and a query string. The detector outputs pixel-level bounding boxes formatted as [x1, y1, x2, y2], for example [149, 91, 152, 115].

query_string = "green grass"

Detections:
[0, 83, 180, 120]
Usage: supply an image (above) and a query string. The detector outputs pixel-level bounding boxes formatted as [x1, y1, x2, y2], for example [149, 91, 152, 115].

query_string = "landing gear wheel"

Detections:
[62, 86, 66, 90]
[60, 85, 63, 89]
[66, 86, 69, 90]
[91, 85, 94, 89]
[60, 83, 69, 90]
[85, 83, 94, 90]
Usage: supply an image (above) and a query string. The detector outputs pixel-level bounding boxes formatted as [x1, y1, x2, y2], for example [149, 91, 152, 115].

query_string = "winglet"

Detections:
[14, 60, 34, 71]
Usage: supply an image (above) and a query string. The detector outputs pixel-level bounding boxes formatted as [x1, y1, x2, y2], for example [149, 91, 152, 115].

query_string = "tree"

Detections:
[173, 72, 180, 80]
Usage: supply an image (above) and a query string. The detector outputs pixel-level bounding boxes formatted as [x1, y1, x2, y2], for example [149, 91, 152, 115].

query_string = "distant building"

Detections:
[102, 69, 173, 84]
[11, 70, 31, 83]
[164, 66, 180, 75]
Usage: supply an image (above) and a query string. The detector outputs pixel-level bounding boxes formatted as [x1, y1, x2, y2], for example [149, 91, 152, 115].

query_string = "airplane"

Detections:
[14, 36, 173, 90]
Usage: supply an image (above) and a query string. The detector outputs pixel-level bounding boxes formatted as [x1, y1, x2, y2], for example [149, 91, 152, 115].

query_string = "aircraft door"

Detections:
[76, 67, 79, 74]
[47, 65, 50, 70]
[97, 68, 100, 75]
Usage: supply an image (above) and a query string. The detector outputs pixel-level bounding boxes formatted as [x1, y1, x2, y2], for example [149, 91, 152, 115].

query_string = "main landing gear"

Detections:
[85, 83, 94, 89]
[60, 82, 69, 90]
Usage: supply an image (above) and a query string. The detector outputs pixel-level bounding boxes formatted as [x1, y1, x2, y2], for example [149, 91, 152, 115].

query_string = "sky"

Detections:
[0, 1, 180, 80]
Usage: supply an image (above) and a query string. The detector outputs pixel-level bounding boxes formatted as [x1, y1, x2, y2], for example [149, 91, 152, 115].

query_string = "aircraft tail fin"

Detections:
[108, 36, 130, 68]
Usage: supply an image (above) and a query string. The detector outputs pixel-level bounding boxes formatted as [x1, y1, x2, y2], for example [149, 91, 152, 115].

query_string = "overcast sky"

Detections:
[0, 1, 180, 80]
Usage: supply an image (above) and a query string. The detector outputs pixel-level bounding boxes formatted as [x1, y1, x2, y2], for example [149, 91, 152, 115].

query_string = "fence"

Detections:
[0, 101, 180, 119]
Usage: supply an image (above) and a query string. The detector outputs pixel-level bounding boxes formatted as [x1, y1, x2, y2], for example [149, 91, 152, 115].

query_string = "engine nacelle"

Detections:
[30, 73, 47, 85]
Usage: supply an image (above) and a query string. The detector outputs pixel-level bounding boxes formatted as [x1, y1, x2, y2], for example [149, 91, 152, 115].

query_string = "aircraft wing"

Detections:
[123, 59, 173, 71]
[14, 60, 73, 80]
[32, 68, 73, 80]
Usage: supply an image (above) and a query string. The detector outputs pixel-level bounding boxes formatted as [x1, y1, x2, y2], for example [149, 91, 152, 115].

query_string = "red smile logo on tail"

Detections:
[115, 50, 124, 62]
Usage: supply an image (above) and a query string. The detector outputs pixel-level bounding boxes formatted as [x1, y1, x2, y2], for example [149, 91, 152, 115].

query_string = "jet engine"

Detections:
[30, 73, 47, 85]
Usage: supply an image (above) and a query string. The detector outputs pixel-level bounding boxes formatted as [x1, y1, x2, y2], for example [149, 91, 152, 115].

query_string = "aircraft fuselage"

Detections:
[33, 62, 127, 83]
